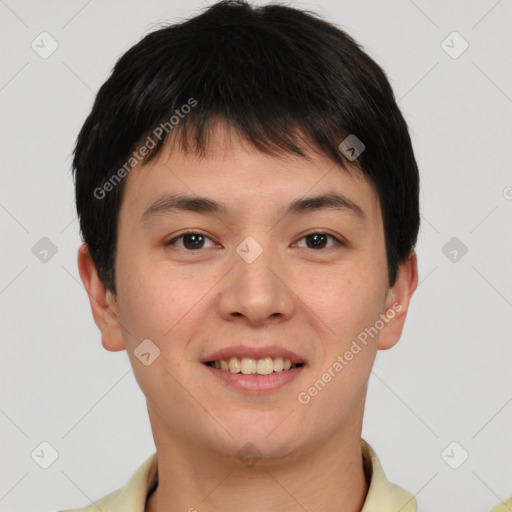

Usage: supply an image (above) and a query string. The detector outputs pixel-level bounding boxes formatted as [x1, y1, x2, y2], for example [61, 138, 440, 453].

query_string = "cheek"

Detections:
[130, 355, 194, 424]
[116, 241, 181, 328]
[304, 263, 386, 343]
[115, 252, 217, 364]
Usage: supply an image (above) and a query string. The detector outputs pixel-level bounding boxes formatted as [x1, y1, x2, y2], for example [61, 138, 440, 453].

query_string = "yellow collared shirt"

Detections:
[58, 438, 417, 512]
[490, 497, 512, 512]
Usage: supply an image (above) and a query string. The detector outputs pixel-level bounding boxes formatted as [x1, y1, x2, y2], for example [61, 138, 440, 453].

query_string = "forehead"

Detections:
[121, 124, 382, 226]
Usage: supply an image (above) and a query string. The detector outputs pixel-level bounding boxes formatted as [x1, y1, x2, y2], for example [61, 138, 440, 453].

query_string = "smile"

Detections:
[205, 356, 304, 375]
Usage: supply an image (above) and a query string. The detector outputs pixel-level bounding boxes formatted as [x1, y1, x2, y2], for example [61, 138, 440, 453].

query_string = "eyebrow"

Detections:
[141, 192, 366, 224]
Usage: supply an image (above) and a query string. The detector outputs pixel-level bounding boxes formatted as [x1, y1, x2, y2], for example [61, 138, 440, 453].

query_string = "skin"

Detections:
[78, 122, 418, 512]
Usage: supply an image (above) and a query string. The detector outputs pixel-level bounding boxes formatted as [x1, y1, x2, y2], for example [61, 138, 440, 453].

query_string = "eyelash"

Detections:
[165, 231, 345, 251]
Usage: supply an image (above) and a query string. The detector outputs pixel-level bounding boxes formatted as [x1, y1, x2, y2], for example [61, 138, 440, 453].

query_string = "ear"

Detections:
[77, 243, 126, 352]
[378, 250, 419, 351]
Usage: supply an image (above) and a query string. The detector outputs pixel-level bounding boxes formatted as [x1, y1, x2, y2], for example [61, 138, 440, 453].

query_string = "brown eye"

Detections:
[295, 232, 344, 250]
[166, 232, 215, 250]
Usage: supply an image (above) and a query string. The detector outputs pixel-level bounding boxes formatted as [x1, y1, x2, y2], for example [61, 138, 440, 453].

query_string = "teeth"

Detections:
[209, 356, 300, 375]
[273, 357, 284, 372]
[257, 357, 274, 375]
[241, 358, 257, 374]
[228, 357, 240, 373]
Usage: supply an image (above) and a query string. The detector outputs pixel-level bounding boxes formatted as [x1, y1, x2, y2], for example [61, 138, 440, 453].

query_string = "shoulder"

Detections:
[489, 497, 512, 512]
[56, 488, 121, 512]
[361, 439, 417, 512]
[56, 452, 158, 512]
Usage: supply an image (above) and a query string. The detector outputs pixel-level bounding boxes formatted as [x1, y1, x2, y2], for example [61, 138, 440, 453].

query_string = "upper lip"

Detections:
[202, 345, 307, 365]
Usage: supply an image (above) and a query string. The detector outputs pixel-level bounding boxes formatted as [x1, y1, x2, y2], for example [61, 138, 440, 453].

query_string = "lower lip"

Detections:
[203, 363, 305, 393]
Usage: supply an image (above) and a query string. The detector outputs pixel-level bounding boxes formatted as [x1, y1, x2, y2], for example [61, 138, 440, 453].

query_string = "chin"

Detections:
[212, 435, 303, 467]
[209, 418, 306, 462]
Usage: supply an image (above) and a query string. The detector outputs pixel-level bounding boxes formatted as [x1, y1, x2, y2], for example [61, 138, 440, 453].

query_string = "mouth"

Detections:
[204, 357, 306, 376]
[200, 345, 307, 392]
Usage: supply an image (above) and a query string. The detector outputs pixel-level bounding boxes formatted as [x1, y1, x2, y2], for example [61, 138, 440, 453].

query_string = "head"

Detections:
[75, 0, 419, 462]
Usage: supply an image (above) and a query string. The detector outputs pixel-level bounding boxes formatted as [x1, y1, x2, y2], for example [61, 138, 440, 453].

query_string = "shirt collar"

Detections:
[90, 438, 417, 512]
[360, 438, 417, 512]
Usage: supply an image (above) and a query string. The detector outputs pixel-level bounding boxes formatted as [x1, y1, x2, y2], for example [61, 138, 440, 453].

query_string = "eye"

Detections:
[164, 231, 345, 252]
[165, 232, 216, 251]
[294, 232, 345, 250]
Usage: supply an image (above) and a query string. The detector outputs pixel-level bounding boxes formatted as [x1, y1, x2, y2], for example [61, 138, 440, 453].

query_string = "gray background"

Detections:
[1, 0, 511, 511]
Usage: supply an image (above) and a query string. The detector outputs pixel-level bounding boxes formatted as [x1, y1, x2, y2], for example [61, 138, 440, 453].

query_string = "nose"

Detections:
[215, 240, 296, 326]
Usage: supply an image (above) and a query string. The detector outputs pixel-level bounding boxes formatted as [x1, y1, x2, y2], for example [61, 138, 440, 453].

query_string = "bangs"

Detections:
[136, 109, 353, 171]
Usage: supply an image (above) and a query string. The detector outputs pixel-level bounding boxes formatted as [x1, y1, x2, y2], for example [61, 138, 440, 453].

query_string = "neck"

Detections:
[145, 408, 369, 512]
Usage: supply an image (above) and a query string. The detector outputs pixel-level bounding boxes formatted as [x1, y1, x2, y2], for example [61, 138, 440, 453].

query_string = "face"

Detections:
[79, 123, 417, 462]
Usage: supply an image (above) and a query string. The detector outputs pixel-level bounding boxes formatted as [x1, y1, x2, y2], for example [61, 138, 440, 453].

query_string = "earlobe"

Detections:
[378, 250, 419, 350]
[77, 243, 126, 352]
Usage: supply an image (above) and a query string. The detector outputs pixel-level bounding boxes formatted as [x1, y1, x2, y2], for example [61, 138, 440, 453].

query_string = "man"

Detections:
[61, 1, 421, 510]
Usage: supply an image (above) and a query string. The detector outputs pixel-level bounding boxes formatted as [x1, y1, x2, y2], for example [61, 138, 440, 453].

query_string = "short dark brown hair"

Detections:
[72, 0, 420, 294]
